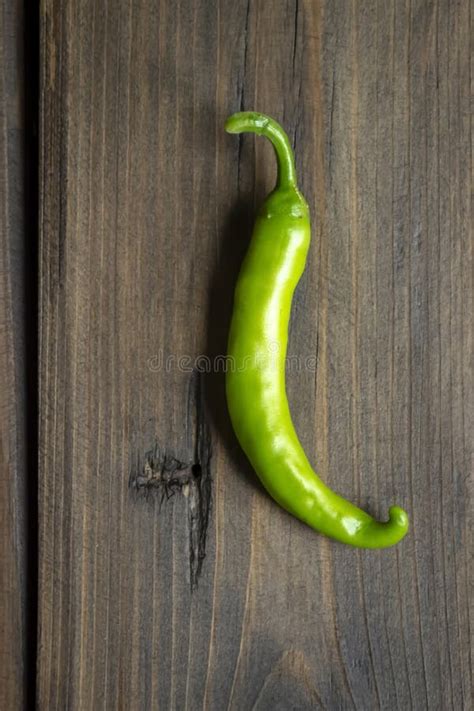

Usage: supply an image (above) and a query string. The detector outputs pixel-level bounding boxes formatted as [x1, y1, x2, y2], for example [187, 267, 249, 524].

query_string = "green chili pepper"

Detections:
[225, 111, 408, 548]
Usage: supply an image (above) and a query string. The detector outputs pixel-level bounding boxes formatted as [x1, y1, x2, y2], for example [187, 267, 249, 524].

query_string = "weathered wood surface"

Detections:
[39, 1, 472, 709]
[0, 1, 30, 708]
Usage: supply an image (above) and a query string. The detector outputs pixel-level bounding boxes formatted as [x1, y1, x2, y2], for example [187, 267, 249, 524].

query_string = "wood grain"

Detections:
[39, 1, 472, 709]
[0, 1, 30, 708]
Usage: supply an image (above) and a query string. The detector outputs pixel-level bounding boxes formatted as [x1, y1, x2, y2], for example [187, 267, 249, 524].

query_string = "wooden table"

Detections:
[1, 1, 472, 708]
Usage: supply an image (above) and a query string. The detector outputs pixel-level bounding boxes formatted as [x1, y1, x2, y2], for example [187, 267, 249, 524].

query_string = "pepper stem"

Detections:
[225, 111, 297, 190]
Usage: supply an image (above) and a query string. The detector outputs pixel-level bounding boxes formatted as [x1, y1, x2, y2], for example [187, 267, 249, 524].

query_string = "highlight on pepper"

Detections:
[225, 110, 408, 548]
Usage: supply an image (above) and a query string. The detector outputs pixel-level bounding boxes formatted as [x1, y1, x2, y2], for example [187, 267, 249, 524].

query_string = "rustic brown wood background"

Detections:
[2, 0, 472, 708]
[0, 1, 33, 708]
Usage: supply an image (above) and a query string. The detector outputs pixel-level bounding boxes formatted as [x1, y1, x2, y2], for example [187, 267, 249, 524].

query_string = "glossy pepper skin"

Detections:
[225, 111, 408, 548]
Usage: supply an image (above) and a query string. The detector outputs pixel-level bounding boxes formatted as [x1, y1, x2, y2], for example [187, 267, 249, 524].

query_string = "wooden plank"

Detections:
[38, 0, 472, 709]
[0, 1, 30, 708]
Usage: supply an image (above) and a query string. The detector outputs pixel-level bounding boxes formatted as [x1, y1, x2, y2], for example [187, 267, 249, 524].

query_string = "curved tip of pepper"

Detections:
[388, 505, 409, 529]
[385, 505, 409, 544]
[356, 505, 409, 548]
[224, 113, 243, 133]
[225, 112, 297, 190]
[225, 111, 269, 135]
